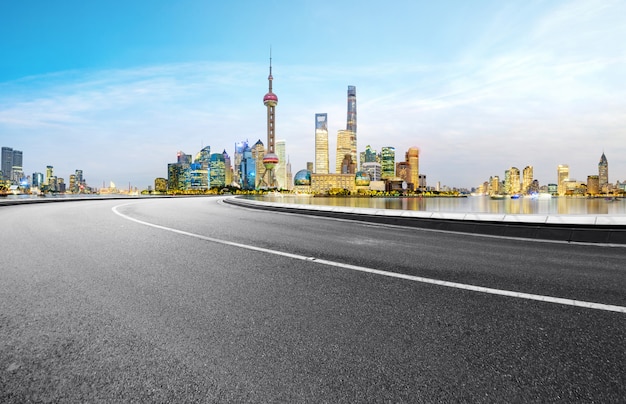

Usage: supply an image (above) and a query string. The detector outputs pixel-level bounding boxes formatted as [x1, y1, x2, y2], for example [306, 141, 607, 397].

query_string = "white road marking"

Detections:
[113, 204, 626, 314]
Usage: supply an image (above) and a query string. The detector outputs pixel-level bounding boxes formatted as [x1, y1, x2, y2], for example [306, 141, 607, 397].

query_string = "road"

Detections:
[1, 196, 625, 402]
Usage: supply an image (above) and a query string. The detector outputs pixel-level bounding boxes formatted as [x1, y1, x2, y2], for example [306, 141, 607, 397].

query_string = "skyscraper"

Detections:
[32, 172, 44, 189]
[381, 147, 396, 179]
[252, 140, 265, 189]
[260, 53, 279, 188]
[222, 149, 233, 186]
[315, 113, 329, 174]
[346, 86, 357, 169]
[275, 140, 287, 188]
[522, 166, 533, 194]
[209, 153, 226, 188]
[335, 130, 354, 173]
[239, 144, 255, 190]
[10, 149, 23, 182]
[1, 147, 23, 182]
[346, 85, 357, 133]
[557, 164, 569, 196]
[406, 147, 419, 191]
[598, 152, 608, 190]
[45, 165, 54, 186]
[1, 147, 13, 181]
[509, 167, 521, 194]
[233, 141, 248, 186]
[362, 145, 378, 164]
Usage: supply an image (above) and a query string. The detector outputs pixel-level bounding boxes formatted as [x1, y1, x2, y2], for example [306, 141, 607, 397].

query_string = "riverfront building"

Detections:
[311, 173, 357, 194]
[336, 130, 355, 173]
[557, 164, 570, 196]
[1, 146, 23, 183]
[252, 140, 265, 189]
[315, 113, 329, 174]
[598, 152, 608, 191]
[406, 147, 419, 191]
[522, 166, 533, 194]
[381, 147, 396, 179]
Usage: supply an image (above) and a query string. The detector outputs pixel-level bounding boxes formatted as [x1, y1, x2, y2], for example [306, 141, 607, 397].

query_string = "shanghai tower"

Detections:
[346, 85, 356, 132]
[346, 85, 357, 169]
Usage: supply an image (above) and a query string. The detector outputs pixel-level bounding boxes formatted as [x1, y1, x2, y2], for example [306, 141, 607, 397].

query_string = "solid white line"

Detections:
[112, 204, 626, 314]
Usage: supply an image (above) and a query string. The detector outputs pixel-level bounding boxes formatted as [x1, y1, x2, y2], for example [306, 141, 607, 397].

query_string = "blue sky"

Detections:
[1, 0, 624, 189]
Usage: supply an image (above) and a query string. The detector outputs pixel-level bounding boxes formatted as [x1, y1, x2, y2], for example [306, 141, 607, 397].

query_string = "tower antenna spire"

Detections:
[268, 46, 273, 92]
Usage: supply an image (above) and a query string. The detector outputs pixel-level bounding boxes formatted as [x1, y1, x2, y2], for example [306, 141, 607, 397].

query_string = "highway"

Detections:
[1, 196, 625, 402]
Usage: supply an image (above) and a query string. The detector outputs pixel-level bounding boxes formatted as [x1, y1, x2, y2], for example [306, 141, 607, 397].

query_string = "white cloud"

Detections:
[1, 1, 625, 189]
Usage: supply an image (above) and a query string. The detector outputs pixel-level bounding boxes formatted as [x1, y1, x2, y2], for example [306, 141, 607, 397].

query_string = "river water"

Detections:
[259, 195, 626, 215]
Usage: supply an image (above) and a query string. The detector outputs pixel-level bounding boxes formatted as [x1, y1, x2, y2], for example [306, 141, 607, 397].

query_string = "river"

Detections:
[258, 195, 626, 215]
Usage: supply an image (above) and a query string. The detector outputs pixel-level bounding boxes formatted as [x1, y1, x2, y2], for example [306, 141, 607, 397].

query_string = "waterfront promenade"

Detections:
[227, 196, 626, 245]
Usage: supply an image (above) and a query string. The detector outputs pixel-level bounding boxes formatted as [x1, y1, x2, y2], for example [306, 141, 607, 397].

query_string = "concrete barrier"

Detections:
[225, 197, 626, 245]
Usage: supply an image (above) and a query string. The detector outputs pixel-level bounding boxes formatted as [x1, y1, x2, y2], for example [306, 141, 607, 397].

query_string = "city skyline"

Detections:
[1, 1, 625, 189]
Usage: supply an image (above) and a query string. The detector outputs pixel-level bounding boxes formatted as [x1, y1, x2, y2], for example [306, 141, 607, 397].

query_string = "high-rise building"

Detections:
[587, 175, 600, 195]
[222, 149, 233, 186]
[362, 162, 381, 181]
[490, 176, 501, 195]
[335, 130, 355, 173]
[69, 174, 76, 193]
[252, 140, 265, 189]
[509, 167, 520, 195]
[362, 145, 378, 165]
[1, 147, 23, 183]
[168, 163, 185, 192]
[314, 113, 329, 174]
[10, 149, 23, 182]
[275, 140, 287, 188]
[598, 152, 608, 190]
[45, 166, 54, 186]
[32, 172, 44, 189]
[557, 164, 569, 196]
[239, 144, 255, 190]
[260, 53, 279, 188]
[209, 153, 226, 188]
[233, 140, 247, 186]
[154, 178, 167, 193]
[381, 147, 396, 179]
[177, 151, 192, 165]
[192, 146, 211, 190]
[406, 147, 419, 191]
[346, 85, 357, 133]
[285, 157, 292, 190]
[1, 147, 12, 181]
[189, 162, 208, 190]
[522, 166, 533, 194]
[346, 86, 357, 169]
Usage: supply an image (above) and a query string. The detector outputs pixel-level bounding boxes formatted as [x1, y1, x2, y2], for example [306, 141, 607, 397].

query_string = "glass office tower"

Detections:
[315, 113, 329, 174]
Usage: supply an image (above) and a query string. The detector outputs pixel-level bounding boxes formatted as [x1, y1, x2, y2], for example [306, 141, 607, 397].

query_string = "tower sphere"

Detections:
[263, 92, 278, 107]
[263, 152, 279, 169]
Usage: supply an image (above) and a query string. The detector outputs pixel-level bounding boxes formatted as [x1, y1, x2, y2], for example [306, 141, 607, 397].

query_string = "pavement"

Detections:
[1, 197, 624, 402]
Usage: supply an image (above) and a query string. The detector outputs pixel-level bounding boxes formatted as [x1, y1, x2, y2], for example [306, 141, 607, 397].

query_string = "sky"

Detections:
[1, 0, 625, 190]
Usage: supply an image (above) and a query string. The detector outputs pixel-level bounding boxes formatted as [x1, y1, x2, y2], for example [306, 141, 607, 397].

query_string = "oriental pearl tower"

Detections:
[260, 52, 279, 188]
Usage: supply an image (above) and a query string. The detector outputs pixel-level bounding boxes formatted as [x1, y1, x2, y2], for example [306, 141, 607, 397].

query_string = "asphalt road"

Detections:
[1, 196, 624, 402]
